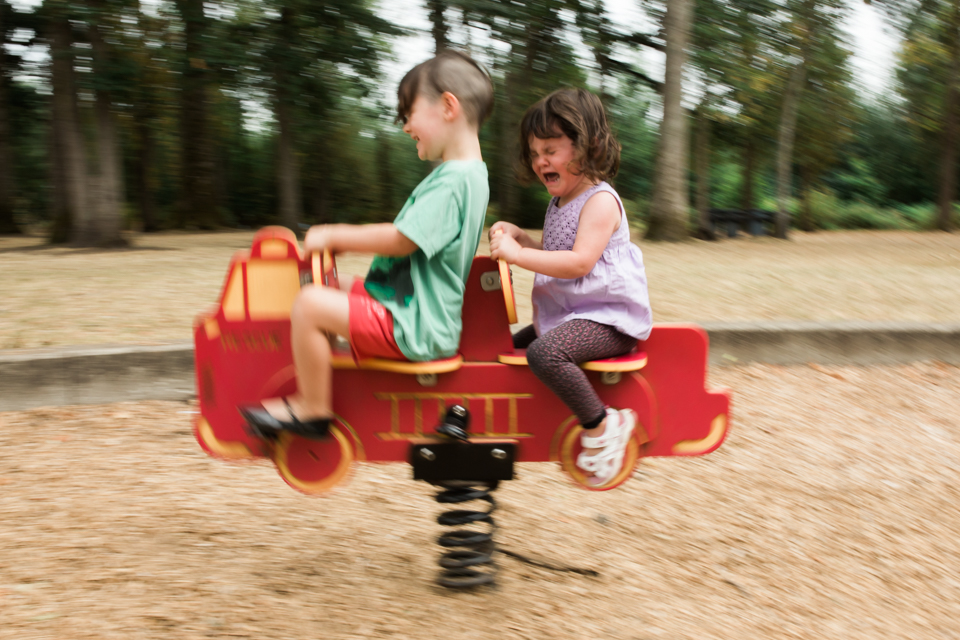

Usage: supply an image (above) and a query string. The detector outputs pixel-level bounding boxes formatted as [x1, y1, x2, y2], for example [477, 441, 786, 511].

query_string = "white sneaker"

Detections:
[576, 408, 636, 486]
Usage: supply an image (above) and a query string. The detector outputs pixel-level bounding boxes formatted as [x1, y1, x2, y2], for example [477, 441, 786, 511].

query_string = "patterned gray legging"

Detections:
[513, 320, 637, 428]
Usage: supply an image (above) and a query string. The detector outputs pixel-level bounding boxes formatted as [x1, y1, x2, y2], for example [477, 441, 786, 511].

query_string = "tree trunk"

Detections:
[694, 105, 714, 240]
[377, 130, 395, 221]
[461, 8, 473, 56]
[427, 0, 449, 53]
[0, 2, 18, 234]
[133, 9, 158, 232]
[272, 6, 302, 231]
[80, 19, 126, 247]
[175, 0, 219, 229]
[497, 68, 519, 224]
[775, 61, 807, 239]
[136, 115, 158, 231]
[740, 139, 754, 212]
[48, 17, 88, 244]
[81, 87, 125, 246]
[775, 0, 819, 239]
[938, 0, 960, 232]
[275, 91, 302, 230]
[645, 0, 692, 241]
[797, 165, 815, 231]
[312, 179, 329, 225]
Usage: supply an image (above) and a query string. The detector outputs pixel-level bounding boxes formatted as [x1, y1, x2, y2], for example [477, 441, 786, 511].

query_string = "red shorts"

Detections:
[347, 280, 408, 362]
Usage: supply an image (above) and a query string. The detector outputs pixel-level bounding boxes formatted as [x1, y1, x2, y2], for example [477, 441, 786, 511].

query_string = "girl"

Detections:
[489, 88, 652, 487]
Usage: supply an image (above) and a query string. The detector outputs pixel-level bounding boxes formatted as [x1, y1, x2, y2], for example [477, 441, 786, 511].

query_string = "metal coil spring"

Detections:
[434, 481, 498, 588]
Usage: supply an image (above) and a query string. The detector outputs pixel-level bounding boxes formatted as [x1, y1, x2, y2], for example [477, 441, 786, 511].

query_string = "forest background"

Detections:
[0, 0, 958, 246]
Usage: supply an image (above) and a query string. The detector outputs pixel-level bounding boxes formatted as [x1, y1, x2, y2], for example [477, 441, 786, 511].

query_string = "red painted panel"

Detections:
[459, 257, 514, 362]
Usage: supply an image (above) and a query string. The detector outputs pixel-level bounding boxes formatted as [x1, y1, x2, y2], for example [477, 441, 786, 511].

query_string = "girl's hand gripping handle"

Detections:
[492, 229, 518, 324]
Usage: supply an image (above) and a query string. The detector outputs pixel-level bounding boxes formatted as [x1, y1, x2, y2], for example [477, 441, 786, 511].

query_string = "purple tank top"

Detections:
[532, 182, 652, 340]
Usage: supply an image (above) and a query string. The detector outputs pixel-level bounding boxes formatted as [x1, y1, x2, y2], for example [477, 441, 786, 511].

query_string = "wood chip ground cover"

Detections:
[2, 363, 959, 639]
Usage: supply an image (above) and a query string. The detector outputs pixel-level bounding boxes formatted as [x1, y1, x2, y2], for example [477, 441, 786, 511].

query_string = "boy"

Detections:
[240, 50, 494, 439]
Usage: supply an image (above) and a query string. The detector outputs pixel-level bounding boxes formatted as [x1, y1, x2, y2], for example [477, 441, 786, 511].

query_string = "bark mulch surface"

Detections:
[2, 363, 959, 639]
[3, 229, 960, 349]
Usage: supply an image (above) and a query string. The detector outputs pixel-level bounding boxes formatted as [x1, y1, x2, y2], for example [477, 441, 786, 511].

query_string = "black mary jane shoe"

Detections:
[238, 398, 332, 441]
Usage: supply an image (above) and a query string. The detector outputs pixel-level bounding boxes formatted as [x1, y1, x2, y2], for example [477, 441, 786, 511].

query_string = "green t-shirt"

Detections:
[365, 160, 489, 361]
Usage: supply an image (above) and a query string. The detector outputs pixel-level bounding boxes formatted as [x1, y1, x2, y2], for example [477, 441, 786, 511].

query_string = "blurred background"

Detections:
[0, 0, 954, 246]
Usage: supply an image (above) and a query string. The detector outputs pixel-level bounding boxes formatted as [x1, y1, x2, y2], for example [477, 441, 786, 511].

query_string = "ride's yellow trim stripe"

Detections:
[580, 355, 648, 372]
[222, 266, 246, 322]
[196, 417, 253, 460]
[246, 259, 300, 320]
[203, 317, 220, 341]
[331, 353, 463, 374]
[497, 353, 647, 372]
[672, 414, 727, 455]
[259, 238, 290, 259]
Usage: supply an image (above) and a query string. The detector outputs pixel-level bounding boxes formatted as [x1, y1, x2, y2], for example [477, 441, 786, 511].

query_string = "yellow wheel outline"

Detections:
[549, 416, 579, 462]
[672, 413, 727, 455]
[195, 416, 254, 460]
[558, 422, 640, 491]
[274, 426, 355, 494]
[331, 413, 365, 461]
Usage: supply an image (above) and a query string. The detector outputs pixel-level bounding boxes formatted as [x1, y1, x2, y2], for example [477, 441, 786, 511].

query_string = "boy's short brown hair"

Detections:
[396, 50, 494, 129]
[517, 88, 621, 185]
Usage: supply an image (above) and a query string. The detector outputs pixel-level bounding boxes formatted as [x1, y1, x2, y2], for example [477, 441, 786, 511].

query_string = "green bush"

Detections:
[805, 189, 927, 230]
[621, 197, 648, 237]
[836, 202, 909, 229]
[894, 203, 936, 228]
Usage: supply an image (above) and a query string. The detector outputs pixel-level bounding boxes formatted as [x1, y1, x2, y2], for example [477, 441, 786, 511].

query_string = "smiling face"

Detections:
[401, 94, 448, 161]
[528, 133, 594, 205]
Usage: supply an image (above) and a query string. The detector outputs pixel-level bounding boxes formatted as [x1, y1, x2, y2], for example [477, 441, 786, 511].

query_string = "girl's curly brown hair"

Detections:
[517, 88, 621, 186]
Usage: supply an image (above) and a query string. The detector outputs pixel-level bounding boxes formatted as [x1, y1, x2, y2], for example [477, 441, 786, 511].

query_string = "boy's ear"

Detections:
[440, 91, 462, 122]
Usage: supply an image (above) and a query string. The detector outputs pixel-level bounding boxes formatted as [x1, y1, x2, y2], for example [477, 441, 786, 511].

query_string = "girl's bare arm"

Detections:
[490, 192, 620, 279]
[489, 221, 542, 250]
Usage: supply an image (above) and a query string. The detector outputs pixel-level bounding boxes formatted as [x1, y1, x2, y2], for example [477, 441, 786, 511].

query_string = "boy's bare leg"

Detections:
[338, 276, 356, 292]
[260, 284, 350, 421]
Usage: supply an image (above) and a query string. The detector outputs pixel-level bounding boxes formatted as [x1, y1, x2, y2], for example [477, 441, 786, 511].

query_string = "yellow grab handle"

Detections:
[309, 249, 336, 287]
[311, 252, 322, 286]
[492, 229, 518, 324]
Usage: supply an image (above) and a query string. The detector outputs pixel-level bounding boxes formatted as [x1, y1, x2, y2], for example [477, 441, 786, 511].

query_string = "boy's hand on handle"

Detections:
[304, 225, 335, 254]
[303, 225, 338, 290]
[490, 228, 522, 264]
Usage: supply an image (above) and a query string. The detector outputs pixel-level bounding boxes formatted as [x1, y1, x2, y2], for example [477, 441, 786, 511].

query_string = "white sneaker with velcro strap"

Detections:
[576, 407, 635, 486]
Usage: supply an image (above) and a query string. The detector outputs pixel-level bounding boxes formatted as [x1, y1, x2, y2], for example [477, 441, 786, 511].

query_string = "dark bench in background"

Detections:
[709, 209, 775, 237]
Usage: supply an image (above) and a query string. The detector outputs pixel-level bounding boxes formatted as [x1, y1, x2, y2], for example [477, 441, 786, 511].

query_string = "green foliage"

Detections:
[6, 81, 49, 224]
[793, 4, 858, 183]
[825, 157, 886, 204]
[896, 11, 952, 136]
[825, 100, 935, 206]
[608, 83, 657, 203]
[708, 148, 745, 209]
[0, 0, 951, 238]
[804, 189, 956, 230]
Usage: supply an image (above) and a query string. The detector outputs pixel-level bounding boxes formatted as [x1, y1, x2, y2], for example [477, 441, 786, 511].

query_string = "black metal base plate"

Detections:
[409, 439, 517, 482]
